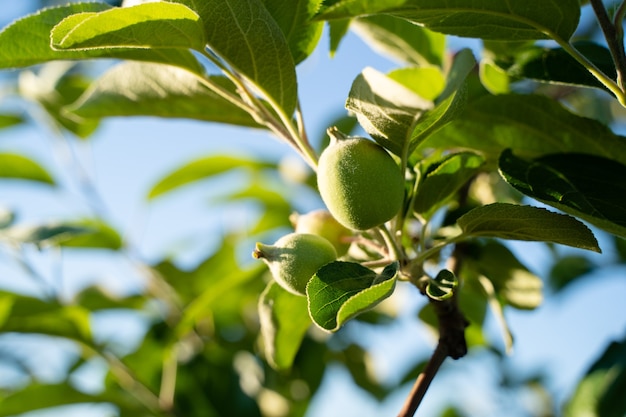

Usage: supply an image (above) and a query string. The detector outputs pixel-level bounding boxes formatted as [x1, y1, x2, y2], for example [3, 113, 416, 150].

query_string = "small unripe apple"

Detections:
[290, 209, 353, 256]
[317, 131, 405, 231]
[252, 233, 337, 296]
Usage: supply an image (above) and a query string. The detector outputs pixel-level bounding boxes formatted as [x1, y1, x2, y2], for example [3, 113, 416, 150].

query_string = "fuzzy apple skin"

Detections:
[291, 209, 353, 256]
[317, 137, 404, 231]
[253, 233, 337, 296]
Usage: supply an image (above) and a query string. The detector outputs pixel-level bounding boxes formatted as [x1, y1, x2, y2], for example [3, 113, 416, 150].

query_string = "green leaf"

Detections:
[0, 383, 106, 416]
[317, 0, 581, 41]
[176, 0, 298, 115]
[0, 208, 14, 229]
[564, 337, 626, 417]
[499, 150, 626, 239]
[0, 223, 91, 247]
[340, 344, 390, 400]
[346, 67, 433, 156]
[328, 18, 351, 56]
[0, 293, 92, 342]
[0, 3, 203, 73]
[148, 154, 274, 200]
[475, 274, 514, 352]
[0, 153, 55, 185]
[0, 114, 24, 129]
[352, 14, 445, 67]
[479, 59, 510, 94]
[51, 2, 206, 51]
[418, 94, 626, 166]
[387, 67, 445, 101]
[408, 48, 475, 153]
[174, 237, 267, 334]
[57, 219, 123, 250]
[468, 240, 543, 309]
[498, 41, 616, 90]
[19, 64, 99, 138]
[66, 61, 260, 128]
[414, 152, 485, 219]
[426, 269, 458, 301]
[549, 255, 594, 292]
[258, 281, 311, 370]
[0, 219, 121, 250]
[262, 0, 324, 64]
[73, 285, 146, 311]
[307, 261, 398, 332]
[216, 179, 293, 234]
[457, 203, 601, 252]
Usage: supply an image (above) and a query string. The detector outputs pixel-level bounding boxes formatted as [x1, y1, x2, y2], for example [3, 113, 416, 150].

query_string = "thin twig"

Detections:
[397, 294, 468, 417]
[397, 343, 447, 417]
[589, 0, 626, 89]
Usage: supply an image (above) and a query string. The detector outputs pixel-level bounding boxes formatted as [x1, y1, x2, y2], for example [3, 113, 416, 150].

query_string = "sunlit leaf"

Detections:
[259, 281, 311, 369]
[262, 0, 324, 64]
[66, 61, 260, 128]
[317, 0, 581, 41]
[0, 3, 203, 73]
[457, 203, 601, 252]
[499, 150, 626, 239]
[175, 0, 298, 115]
[51, 2, 206, 51]
[408, 49, 475, 153]
[307, 261, 398, 331]
[148, 154, 275, 200]
[387, 67, 445, 101]
[328, 18, 351, 56]
[479, 59, 510, 94]
[0, 153, 55, 185]
[346, 67, 433, 156]
[352, 14, 445, 66]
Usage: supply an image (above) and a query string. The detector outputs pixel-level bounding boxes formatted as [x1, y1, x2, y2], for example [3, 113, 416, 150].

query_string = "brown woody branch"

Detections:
[397, 294, 469, 417]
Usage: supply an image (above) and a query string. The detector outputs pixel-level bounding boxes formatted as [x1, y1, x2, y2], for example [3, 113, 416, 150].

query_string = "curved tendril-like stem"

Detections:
[378, 223, 403, 263]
